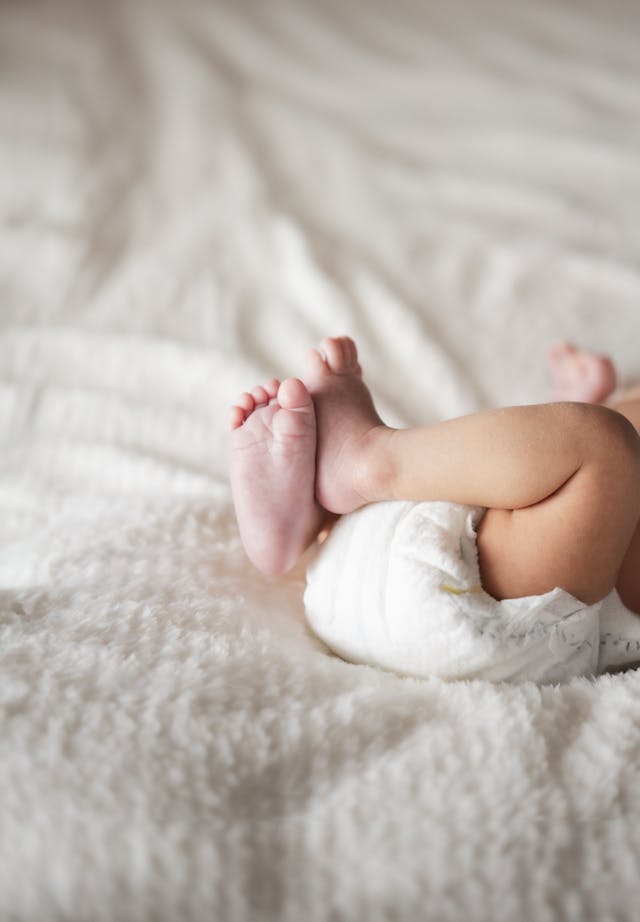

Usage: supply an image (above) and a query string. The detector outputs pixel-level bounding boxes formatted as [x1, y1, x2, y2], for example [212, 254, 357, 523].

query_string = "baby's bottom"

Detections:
[304, 500, 640, 684]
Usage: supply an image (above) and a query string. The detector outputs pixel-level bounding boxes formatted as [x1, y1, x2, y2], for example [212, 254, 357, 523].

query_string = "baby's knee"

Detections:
[564, 402, 640, 476]
[592, 405, 640, 477]
[573, 407, 640, 535]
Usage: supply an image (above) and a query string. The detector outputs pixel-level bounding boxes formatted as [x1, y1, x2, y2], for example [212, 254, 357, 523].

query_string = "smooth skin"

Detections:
[229, 337, 640, 614]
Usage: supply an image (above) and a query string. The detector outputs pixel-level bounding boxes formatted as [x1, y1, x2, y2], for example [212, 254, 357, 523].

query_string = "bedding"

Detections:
[2, 0, 640, 919]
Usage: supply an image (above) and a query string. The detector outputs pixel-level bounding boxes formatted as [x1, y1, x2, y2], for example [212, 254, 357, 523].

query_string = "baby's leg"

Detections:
[305, 337, 640, 606]
[546, 342, 640, 611]
[603, 388, 640, 611]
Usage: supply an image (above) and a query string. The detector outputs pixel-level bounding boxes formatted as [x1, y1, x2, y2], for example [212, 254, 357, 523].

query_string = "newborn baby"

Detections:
[229, 337, 640, 682]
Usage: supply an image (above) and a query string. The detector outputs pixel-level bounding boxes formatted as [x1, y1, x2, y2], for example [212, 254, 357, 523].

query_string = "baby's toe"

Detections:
[273, 379, 316, 439]
[237, 392, 255, 413]
[339, 336, 359, 371]
[251, 385, 270, 406]
[265, 378, 280, 399]
[278, 377, 314, 412]
[546, 341, 575, 368]
[305, 346, 329, 382]
[319, 336, 349, 372]
[229, 405, 246, 429]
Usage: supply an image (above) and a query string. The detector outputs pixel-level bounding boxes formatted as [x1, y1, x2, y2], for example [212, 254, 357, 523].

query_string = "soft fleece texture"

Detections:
[2, 0, 640, 920]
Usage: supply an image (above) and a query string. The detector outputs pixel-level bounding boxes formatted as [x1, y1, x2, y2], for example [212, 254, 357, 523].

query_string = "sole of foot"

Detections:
[229, 376, 321, 575]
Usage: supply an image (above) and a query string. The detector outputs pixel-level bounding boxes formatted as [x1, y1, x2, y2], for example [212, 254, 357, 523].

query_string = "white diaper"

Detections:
[304, 501, 640, 684]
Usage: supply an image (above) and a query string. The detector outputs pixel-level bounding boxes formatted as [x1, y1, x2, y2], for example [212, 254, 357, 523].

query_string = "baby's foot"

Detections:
[304, 336, 389, 514]
[546, 341, 617, 403]
[229, 377, 322, 575]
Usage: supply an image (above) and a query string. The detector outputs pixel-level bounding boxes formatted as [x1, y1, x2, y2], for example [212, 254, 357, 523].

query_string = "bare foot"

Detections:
[304, 336, 389, 514]
[546, 341, 617, 403]
[229, 377, 323, 575]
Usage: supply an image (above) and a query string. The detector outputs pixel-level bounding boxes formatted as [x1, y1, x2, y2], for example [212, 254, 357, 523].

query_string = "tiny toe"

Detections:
[305, 347, 328, 378]
[237, 392, 255, 413]
[229, 406, 245, 429]
[320, 337, 344, 371]
[337, 338, 350, 367]
[547, 341, 574, 363]
[338, 336, 358, 368]
[344, 337, 358, 365]
[251, 385, 269, 405]
[278, 377, 313, 411]
[265, 378, 280, 399]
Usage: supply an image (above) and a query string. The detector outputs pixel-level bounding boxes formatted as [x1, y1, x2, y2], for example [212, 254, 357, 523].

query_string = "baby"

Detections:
[229, 337, 640, 681]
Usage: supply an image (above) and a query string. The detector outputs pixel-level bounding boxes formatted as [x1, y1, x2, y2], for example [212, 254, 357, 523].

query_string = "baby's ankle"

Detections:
[354, 425, 398, 505]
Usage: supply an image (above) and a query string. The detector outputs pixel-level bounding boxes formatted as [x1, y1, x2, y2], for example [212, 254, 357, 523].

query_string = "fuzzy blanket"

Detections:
[3, 0, 640, 919]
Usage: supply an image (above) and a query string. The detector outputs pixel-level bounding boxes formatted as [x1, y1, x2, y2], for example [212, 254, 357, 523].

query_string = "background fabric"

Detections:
[2, 0, 640, 919]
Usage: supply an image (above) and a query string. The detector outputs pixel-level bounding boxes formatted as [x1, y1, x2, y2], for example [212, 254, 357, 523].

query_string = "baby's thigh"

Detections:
[477, 460, 640, 605]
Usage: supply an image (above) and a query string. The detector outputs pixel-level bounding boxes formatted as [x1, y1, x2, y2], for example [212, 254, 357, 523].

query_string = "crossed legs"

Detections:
[229, 337, 640, 613]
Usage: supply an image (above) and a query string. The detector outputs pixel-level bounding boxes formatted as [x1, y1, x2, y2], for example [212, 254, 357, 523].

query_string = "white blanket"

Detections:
[3, 0, 640, 919]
